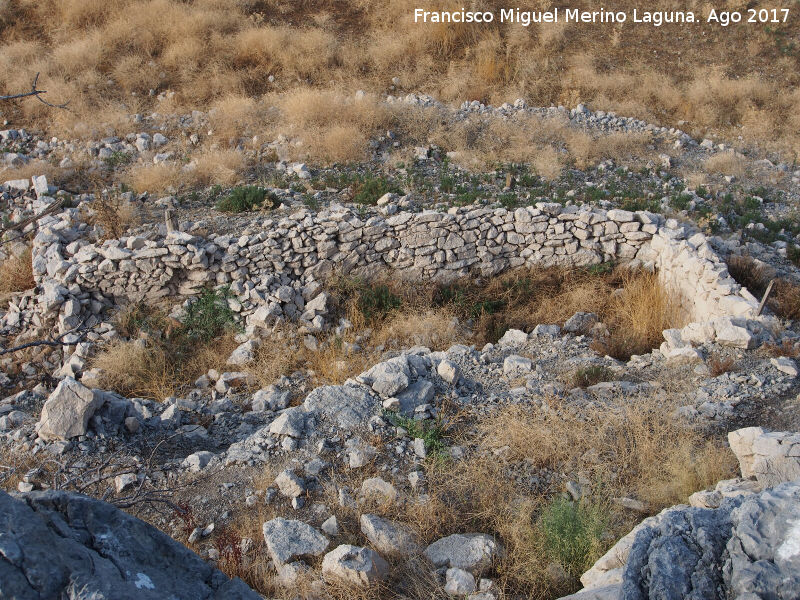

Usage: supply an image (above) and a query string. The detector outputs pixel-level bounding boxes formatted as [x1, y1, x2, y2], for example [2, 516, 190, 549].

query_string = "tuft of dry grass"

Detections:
[771, 279, 800, 321]
[0, 247, 35, 294]
[704, 152, 748, 178]
[707, 353, 736, 377]
[726, 254, 800, 320]
[127, 163, 182, 195]
[126, 151, 247, 195]
[592, 271, 684, 359]
[93, 340, 176, 400]
[84, 196, 140, 240]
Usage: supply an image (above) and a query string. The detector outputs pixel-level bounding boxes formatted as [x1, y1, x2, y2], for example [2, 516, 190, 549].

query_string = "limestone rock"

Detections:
[303, 384, 377, 429]
[360, 514, 420, 556]
[262, 518, 329, 566]
[437, 359, 460, 384]
[37, 377, 104, 441]
[321, 545, 389, 586]
[424, 533, 500, 576]
[0, 490, 259, 599]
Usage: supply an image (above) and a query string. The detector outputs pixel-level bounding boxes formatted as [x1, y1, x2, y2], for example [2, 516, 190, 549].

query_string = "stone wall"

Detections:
[29, 202, 758, 333]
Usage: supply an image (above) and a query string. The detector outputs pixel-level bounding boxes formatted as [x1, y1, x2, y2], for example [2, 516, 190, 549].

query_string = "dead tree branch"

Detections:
[0, 198, 64, 239]
[0, 320, 96, 356]
[0, 73, 69, 109]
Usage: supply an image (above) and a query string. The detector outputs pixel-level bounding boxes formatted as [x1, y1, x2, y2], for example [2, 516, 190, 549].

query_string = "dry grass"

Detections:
[127, 150, 247, 194]
[0, 247, 35, 294]
[592, 271, 685, 359]
[704, 152, 748, 178]
[93, 340, 176, 400]
[707, 353, 736, 377]
[461, 398, 737, 596]
[426, 113, 655, 175]
[771, 279, 800, 321]
[726, 254, 800, 320]
[0, 0, 797, 164]
[84, 196, 140, 240]
[480, 399, 736, 510]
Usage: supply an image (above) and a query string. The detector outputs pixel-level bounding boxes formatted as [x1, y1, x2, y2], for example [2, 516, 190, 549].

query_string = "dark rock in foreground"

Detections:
[0, 489, 260, 600]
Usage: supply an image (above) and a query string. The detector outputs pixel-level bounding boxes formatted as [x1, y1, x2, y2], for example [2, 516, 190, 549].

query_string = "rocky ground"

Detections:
[1, 97, 800, 600]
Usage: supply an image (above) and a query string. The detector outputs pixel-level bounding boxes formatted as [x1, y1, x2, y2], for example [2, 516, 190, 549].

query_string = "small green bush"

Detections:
[788, 244, 800, 267]
[215, 186, 276, 213]
[385, 412, 447, 456]
[352, 175, 401, 205]
[181, 287, 239, 341]
[104, 151, 133, 168]
[357, 284, 401, 320]
[538, 498, 607, 577]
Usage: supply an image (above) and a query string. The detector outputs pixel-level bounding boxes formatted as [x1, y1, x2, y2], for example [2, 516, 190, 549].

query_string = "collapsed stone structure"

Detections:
[23, 198, 764, 349]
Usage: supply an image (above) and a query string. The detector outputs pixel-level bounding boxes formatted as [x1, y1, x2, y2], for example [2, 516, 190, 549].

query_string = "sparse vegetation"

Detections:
[84, 196, 139, 240]
[571, 365, 614, 388]
[350, 175, 402, 206]
[181, 287, 240, 342]
[215, 186, 276, 213]
[708, 353, 736, 377]
[0, 248, 35, 295]
[538, 498, 607, 578]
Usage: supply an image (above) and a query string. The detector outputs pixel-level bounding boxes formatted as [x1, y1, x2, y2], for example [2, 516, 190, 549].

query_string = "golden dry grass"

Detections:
[456, 399, 737, 596]
[0, 0, 797, 161]
[704, 152, 749, 178]
[0, 247, 35, 293]
[592, 270, 685, 359]
[93, 340, 176, 400]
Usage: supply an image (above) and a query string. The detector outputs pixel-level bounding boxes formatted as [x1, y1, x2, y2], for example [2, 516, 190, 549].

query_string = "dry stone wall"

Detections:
[30, 202, 758, 333]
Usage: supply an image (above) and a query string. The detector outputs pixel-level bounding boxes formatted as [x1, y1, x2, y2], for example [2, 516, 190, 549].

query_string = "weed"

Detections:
[763, 339, 800, 359]
[538, 498, 607, 577]
[708, 354, 735, 377]
[571, 365, 614, 388]
[351, 175, 401, 205]
[770, 279, 800, 320]
[182, 287, 240, 342]
[788, 244, 800, 267]
[103, 150, 133, 168]
[215, 186, 276, 213]
[670, 193, 692, 211]
[357, 284, 401, 321]
[385, 412, 447, 456]
[85, 195, 139, 240]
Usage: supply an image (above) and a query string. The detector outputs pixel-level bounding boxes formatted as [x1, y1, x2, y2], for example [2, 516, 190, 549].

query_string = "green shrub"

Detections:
[357, 284, 401, 320]
[103, 150, 133, 168]
[352, 175, 401, 205]
[385, 412, 446, 456]
[215, 186, 276, 213]
[181, 287, 239, 341]
[788, 244, 800, 267]
[670, 193, 692, 211]
[538, 498, 607, 577]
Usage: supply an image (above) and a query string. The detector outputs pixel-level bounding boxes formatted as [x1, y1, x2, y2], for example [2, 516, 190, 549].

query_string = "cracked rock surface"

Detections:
[0, 489, 259, 600]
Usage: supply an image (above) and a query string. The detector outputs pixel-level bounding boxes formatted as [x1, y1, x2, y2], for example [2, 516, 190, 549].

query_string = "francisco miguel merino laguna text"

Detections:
[412, 7, 789, 27]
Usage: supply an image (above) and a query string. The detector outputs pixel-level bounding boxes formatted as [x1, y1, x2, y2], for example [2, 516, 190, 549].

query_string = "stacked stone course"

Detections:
[29, 202, 758, 334]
